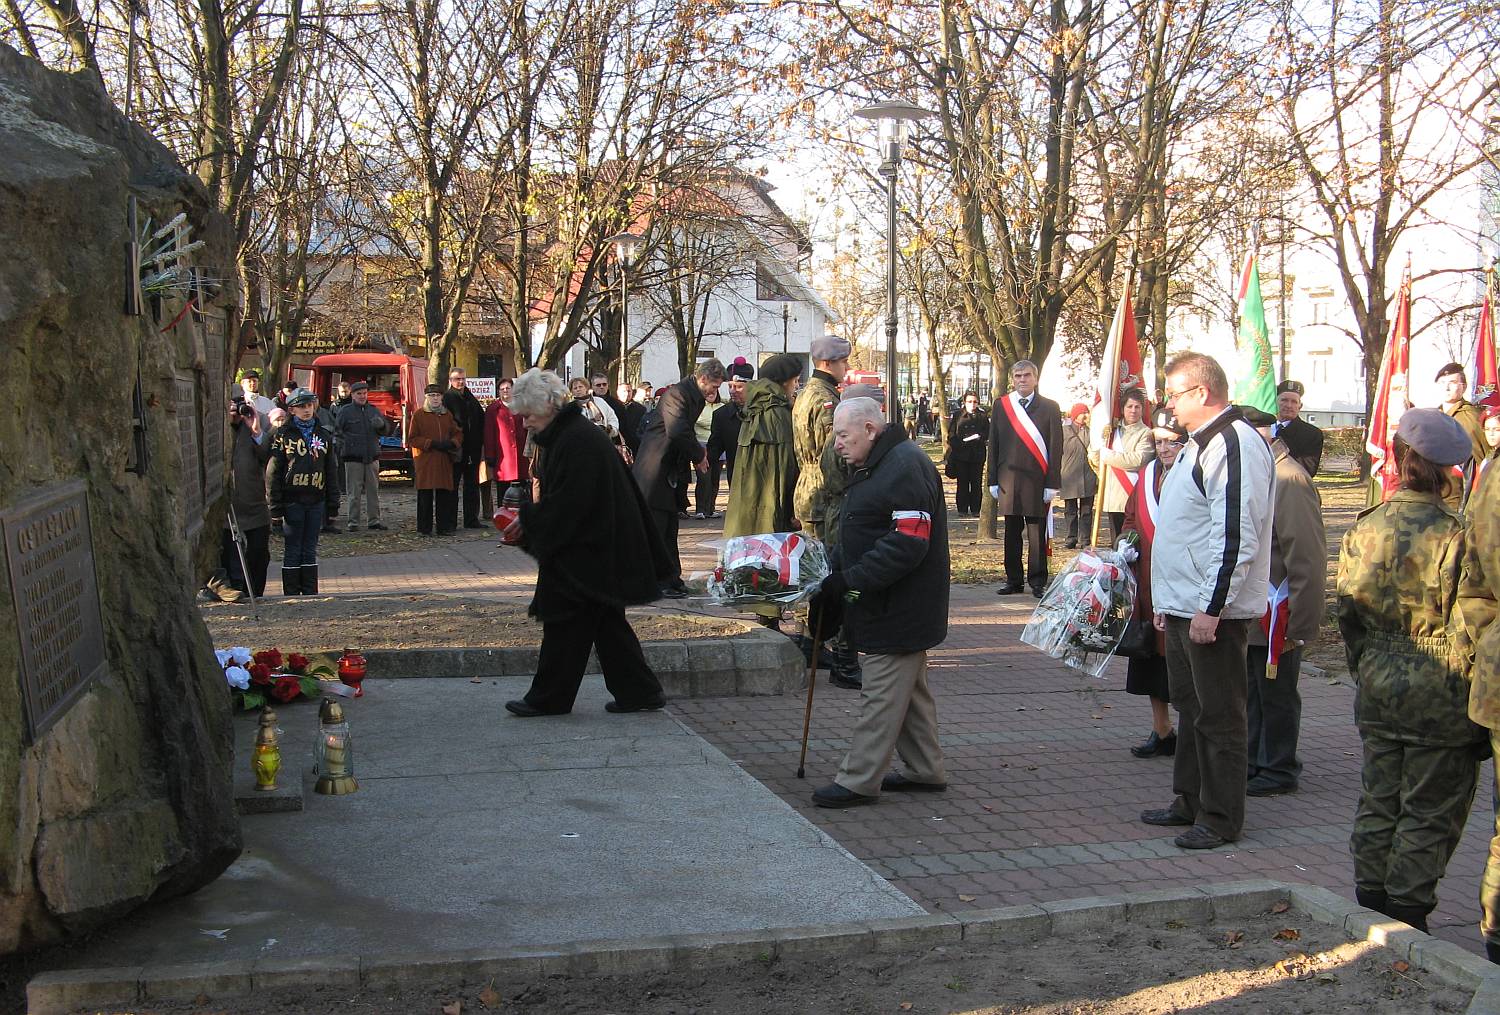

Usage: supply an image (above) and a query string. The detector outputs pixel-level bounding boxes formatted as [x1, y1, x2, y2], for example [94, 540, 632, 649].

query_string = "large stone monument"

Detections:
[0, 45, 242, 952]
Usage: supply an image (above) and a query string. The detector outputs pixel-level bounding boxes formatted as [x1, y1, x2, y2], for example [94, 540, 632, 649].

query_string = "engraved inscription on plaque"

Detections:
[174, 373, 204, 539]
[2, 481, 107, 744]
[201, 312, 226, 501]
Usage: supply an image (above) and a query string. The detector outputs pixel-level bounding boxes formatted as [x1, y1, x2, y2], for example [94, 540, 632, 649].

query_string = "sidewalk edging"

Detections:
[28, 880, 1500, 1013]
[360, 626, 802, 698]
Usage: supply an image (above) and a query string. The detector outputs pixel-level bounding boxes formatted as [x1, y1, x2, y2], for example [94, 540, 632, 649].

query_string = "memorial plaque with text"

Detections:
[175, 373, 203, 539]
[2, 481, 107, 744]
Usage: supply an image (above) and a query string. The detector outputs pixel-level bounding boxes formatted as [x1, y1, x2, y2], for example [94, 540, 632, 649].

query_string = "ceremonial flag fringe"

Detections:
[1232, 251, 1277, 414]
[1366, 272, 1412, 503]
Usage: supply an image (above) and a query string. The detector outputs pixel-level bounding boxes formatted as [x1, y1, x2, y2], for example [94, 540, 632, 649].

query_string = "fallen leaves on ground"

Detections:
[1392, 960, 1410, 973]
[1270, 900, 1290, 914]
[1223, 930, 1244, 949]
[1273, 927, 1302, 941]
[899, 1003, 914, 1011]
[441, 1002, 462, 1015]
[958, 894, 977, 902]
[478, 981, 502, 1008]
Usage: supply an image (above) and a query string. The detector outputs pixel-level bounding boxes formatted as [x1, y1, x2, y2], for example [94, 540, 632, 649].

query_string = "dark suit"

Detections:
[707, 400, 744, 485]
[633, 376, 707, 584]
[1274, 416, 1324, 478]
[442, 385, 487, 526]
[986, 392, 1063, 590]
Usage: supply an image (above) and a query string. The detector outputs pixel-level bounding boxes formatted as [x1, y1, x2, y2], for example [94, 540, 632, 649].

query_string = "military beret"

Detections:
[810, 334, 852, 362]
[1397, 408, 1473, 466]
[727, 356, 754, 381]
[1480, 393, 1500, 420]
[759, 353, 802, 384]
[1276, 379, 1304, 396]
[285, 388, 316, 408]
[841, 383, 883, 402]
[1435, 361, 1466, 381]
[424, 383, 443, 395]
[1237, 405, 1277, 427]
[1150, 406, 1187, 440]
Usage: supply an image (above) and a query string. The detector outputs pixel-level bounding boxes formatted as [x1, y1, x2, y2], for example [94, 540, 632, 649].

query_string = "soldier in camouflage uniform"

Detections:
[1460, 412, 1500, 962]
[794, 335, 860, 688]
[1338, 409, 1485, 933]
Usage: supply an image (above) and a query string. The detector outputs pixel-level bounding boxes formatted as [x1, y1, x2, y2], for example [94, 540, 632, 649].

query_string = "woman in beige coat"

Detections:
[1090, 389, 1154, 542]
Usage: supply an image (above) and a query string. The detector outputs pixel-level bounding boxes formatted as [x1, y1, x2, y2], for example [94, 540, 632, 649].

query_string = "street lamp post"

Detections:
[606, 232, 643, 377]
[854, 100, 934, 423]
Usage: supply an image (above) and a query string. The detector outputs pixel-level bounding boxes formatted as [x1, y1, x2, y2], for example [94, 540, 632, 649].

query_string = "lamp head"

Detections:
[606, 232, 643, 267]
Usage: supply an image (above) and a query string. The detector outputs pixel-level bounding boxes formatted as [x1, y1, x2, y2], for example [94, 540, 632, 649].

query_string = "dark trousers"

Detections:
[523, 606, 665, 713]
[1106, 511, 1126, 544]
[417, 488, 458, 534]
[1165, 615, 1252, 840]
[281, 502, 323, 569]
[453, 460, 482, 526]
[652, 507, 682, 585]
[696, 457, 722, 516]
[1246, 644, 1303, 789]
[1063, 497, 1094, 544]
[1003, 514, 1047, 589]
[222, 525, 270, 597]
[954, 461, 983, 514]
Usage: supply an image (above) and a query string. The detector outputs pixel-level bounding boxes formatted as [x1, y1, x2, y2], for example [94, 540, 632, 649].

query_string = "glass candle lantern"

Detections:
[314, 697, 358, 795]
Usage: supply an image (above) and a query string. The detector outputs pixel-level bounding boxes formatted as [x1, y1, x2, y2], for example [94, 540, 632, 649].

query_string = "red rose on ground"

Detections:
[287, 653, 310, 673]
[254, 648, 284, 670]
[270, 675, 302, 703]
[249, 663, 273, 686]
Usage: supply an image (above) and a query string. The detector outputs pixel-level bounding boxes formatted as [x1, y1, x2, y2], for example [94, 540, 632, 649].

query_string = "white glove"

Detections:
[1115, 543, 1139, 564]
[1043, 488, 1058, 503]
[988, 486, 999, 499]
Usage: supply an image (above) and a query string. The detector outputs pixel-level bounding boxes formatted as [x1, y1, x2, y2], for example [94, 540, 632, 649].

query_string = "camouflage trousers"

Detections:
[1480, 731, 1500, 943]
[1350, 730, 1481, 911]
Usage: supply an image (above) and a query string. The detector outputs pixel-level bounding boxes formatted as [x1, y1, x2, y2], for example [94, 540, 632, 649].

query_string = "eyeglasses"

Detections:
[593, 381, 608, 388]
[1163, 384, 1203, 404]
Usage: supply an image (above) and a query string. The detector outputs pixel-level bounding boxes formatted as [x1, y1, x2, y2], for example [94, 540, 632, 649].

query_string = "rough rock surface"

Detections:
[0, 44, 241, 953]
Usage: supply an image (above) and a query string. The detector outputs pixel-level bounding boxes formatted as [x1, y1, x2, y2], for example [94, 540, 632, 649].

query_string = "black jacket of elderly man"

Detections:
[510, 401, 672, 715]
[633, 374, 709, 588]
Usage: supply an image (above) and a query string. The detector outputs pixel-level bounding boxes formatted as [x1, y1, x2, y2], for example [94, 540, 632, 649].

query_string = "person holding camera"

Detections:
[409, 383, 464, 536]
[224, 393, 272, 596]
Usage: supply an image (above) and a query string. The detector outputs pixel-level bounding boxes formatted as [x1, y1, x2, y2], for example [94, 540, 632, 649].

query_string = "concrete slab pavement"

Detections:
[62, 677, 919, 971]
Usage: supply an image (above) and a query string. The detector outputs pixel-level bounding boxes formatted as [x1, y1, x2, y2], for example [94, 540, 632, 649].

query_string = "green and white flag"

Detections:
[1233, 251, 1277, 413]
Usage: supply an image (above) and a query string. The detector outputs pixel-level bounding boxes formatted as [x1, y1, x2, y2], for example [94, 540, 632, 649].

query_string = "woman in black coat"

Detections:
[946, 391, 988, 515]
[500, 369, 672, 717]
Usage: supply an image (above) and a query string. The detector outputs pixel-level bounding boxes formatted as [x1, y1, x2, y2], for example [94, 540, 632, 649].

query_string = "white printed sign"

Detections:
[466, 377, 497, 402]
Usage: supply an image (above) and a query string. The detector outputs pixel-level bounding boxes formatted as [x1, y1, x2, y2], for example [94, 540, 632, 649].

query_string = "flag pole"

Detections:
[1090, 263, 1135, 548]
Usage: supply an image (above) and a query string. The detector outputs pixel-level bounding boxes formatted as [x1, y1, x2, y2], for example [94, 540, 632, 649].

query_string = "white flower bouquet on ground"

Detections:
[1021, 544, 1138, 679]
[690, 532, 830, 611]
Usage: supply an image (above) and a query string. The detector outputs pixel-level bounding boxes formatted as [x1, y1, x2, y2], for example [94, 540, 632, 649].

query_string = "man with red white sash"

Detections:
[986, 359, 1063, 598]
[1241, 407, 1326, 797]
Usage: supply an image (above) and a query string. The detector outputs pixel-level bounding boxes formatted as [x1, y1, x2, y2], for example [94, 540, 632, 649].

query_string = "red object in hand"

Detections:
[493, 506, 521, 543]
[338, 647, 367, 698]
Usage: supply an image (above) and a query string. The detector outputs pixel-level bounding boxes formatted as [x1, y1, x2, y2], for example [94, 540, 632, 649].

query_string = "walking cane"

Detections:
[795, 610, 826, 780]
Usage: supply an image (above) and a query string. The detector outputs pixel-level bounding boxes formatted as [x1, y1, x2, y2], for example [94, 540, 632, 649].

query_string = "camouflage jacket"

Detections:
[1337, 489, 1482, 746]
[792, 371, 847, 538]
[1459, 468, 1500, 728]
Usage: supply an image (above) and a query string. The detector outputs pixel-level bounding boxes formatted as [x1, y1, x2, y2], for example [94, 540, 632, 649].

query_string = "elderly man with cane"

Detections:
[806, 397, 950, 808]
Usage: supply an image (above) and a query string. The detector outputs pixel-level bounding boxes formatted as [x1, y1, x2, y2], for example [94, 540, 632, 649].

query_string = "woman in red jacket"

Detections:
[1119, 407, 1187, 758]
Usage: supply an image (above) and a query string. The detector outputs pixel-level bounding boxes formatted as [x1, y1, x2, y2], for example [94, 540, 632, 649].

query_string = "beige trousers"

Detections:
[835, 650, 946, 796]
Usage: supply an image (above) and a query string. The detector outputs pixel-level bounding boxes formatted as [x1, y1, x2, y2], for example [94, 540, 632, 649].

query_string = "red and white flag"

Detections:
[1261, 578, 1291, 679]
[1366, 272, 1412, 503]
[1474, 289, 1497, 401]
[1091, 280, 1149, 498]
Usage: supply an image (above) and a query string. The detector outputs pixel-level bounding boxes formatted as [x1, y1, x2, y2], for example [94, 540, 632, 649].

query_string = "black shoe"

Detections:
[829, 673, 862, 690]
[1030, 585, 1045, 599]
[1063, 539, 1077, 549]
[996, 583, 1025, 596]
[1246, 775, 1295, 796]
[505, 699, 568, 717]
[605, 698, 666, 713]
[367, 522, 387, 531]
[1485, 939, 1500, 965]
[299, 564, 318, 595]
[1140, 807, 1192, 827]
[1383, 903, 1431, 934]
[812, 783, 878, 808]
[1356, 887, 1391, 917]
[881, 772, 947, 793]
[796, 635, 838, 670]
[323, 522, 342, 533]
[280, 567, 301, 597]
[346, 523, 360, 532]
[660, 585, 688, 599]
[1174, 825, 1230, 850]
[464, 522, 486, 529]
[1130, 731, 1177, 758]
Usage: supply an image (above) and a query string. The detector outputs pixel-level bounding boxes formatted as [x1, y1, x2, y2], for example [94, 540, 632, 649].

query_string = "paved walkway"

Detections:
[318, 516, 1497, 959]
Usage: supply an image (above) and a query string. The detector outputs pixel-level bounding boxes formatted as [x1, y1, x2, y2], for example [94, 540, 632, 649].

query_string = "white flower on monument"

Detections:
[224, 665, 251, 690]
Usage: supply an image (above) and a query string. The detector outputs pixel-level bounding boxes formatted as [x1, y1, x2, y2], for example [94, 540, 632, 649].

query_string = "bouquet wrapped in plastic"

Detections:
[1020, 543, 1138, 678]
[690, 532, 830, 611]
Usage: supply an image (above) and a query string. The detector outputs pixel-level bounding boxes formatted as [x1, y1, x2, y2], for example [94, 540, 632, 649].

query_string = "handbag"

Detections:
[1113, 618, 1155, 660]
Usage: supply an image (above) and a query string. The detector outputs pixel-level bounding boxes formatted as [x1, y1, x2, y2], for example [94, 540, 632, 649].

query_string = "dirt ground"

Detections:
[63, 910, 1470, 1014]
[200, 593, 748, 651]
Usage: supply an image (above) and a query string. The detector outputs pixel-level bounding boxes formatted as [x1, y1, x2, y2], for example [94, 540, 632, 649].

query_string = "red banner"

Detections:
[1366, 273, 1412, 502]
